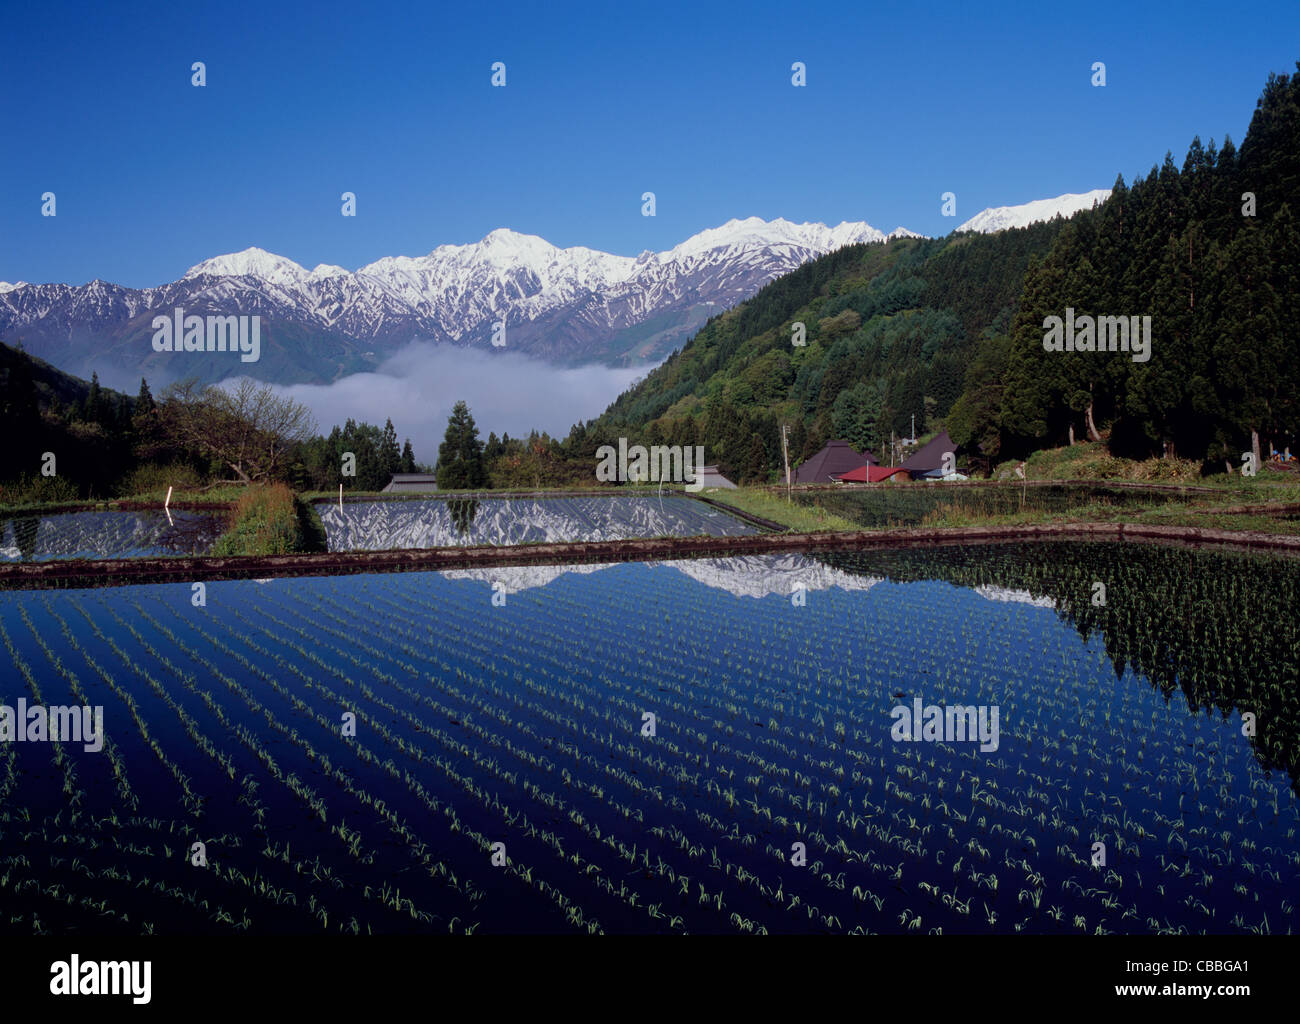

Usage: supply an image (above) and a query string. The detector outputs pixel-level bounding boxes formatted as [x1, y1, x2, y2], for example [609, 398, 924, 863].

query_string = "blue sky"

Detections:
[2, 0, 1297, 288]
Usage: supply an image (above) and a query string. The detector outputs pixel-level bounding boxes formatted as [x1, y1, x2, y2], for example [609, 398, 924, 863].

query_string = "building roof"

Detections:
[795, 440, 877, 483]
[381, 473, 439, 492]
[835, 464, 910, 483]
[900, 431, 956, 474]
[697, 465, 737, 489]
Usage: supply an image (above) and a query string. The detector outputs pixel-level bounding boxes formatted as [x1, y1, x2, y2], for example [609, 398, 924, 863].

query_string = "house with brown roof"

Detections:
[900, 431, 957, 479]
[795, 440, 877, 483]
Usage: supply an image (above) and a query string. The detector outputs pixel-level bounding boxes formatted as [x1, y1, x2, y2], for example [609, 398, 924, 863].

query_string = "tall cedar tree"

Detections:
[437, 400, 487, 489]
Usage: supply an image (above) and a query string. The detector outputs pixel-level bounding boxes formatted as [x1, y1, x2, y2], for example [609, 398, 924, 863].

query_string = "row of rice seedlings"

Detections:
[501, 571, 1274, 930]
[271, 585, 782, 932]
[347, 581, 865, 894]
[330, 586, 853, 931]
[6, 849, 178, 934]
[213, 597, 629, 931]
[152, 599, 474, 886]
[357, 582, 820, 808]
[54, 598, 241, 794]
[270, 588, 671, 835]
[132, 598, 536, 930]
[294, 593, 717, 933]
[125, 601, 457, 889]
[55, 832, 231, 932]
[418, 584, 871, 808]
[0, 614, 83, 810]
[85, 597, 272, 827]
[24, 809, 278, 933]
[1, 852, 138, 931]
[6, 604, 137, 812]
[114, 601, 484, 930]
[0, 688, 18, 806]
[266, 569, 1300, 935]
[18, 603, 204, 817]
[869, 595, 1290, 924]
[240, 584, 722, 930]
[408, 592, 863, 842]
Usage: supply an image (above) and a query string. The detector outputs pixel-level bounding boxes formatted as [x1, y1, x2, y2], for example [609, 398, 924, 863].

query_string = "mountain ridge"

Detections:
[0, 216, 904, 385]
[0, 197, 1104, 390]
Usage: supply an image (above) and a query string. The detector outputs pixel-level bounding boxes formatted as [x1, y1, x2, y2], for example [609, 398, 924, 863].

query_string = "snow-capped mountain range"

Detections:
[0, 217, 914, 386]
[0, 194, 1104, 388]
[956, 189, 1112, 234]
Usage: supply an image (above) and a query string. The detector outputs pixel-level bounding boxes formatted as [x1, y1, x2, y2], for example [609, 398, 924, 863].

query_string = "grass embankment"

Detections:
[123, 484, 252, 506]
[719, 443, 1300, 537]
[999, 441, 1204, 482]
[0, 484, 249, 517]
[703, 487, 860, 533]
[210, 484, 328, 556]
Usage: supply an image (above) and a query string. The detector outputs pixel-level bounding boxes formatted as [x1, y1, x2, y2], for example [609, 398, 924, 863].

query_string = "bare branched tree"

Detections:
[161, 377, 317, 485]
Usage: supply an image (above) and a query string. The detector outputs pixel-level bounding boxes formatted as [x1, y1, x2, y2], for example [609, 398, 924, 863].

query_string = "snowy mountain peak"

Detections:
[671, 217, 891, 259]
[957, 189, 1112, 234]
[184, 246, 311, 286]
[0, 281, 28, 293]
[2, 215, 924, 382]
[482, 227, 537, 244]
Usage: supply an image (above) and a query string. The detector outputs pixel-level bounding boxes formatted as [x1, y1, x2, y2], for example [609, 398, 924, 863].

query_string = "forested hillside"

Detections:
[0, 341, 143, 499]
[590, 221, 1063, 481]
[591, 63, 1300, 482]
[978, 65, 1300, 469]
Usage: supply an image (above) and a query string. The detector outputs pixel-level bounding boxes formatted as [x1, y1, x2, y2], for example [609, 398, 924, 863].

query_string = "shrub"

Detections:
[0, 473, 81, 507]
[210, 484, 304, 556]
[117, 462, 203, 498]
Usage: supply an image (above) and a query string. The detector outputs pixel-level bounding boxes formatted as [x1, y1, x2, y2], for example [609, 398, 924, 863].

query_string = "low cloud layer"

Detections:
[273, 342, 654, 465]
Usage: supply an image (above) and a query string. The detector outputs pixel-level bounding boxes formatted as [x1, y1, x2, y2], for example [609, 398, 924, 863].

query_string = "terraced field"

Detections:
[2, 541, 1295, 935]
[314, 495, 759, 549]
[791, 483, 1192, 528]
[0, 510, 225, 562]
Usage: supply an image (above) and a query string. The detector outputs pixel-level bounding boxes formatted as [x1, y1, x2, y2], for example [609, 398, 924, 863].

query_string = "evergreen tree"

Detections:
[380, 418, 402, 479]
[400, 439, 416, 473]
[136, 378, 155, 416]
[436, 400, 487, 490]
[85, 372, 103, 424]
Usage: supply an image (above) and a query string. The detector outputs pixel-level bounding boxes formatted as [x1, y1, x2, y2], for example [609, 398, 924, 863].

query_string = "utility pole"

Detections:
[780, 423, 791, 499]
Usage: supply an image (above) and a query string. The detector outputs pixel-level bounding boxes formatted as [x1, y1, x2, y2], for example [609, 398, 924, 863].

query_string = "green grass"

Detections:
[210, 484, 322, 556]
[120, 484, 251, 505]
[996, 442, 1204, 483]
[859, 488, 1300, 535]
[294, 497, 329, 552]
[703, 487, 860, 533]
[0, 484, 247, 516]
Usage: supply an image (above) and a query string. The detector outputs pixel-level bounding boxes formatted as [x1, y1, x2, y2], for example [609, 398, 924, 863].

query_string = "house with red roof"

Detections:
[794, 440, 877, 483]
[834, 464, 911, 483]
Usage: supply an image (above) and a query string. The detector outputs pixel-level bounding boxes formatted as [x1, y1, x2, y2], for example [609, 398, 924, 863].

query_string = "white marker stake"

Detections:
[339, 483, 343, 514]
[165, 485, 172, 510]
[164, 485, 174, 525]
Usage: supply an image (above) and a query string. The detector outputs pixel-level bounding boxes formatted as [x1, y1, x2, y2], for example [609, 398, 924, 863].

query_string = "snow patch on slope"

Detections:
[957, 189, 1112, 234]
